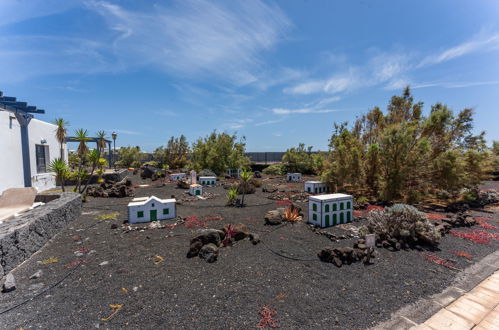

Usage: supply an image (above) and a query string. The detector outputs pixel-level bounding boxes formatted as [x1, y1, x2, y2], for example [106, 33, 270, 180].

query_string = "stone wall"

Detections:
[0, 192, 82, 276]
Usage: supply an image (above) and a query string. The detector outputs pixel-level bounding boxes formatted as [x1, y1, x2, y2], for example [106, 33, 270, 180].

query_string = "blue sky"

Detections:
[1, 0, 498, 151]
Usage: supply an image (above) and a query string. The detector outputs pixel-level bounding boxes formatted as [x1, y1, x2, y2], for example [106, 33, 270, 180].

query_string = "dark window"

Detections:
[137, 211, 144, 218]
[325, 204, 329, 212]
[163, 208, 169, 215]
[312, 203, 317, 211]
[347, 201, 351, 209]
[36, 145, 49, 173]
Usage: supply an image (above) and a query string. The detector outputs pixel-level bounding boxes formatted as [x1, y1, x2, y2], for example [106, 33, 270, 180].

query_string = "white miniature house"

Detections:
[199, 176, 216, 186]
[189, 184, 202, 196]
[170, 173, 186, 181]
[127, 196, 176, 224]
[225, 168, 242, 178]
[287, 173, 302, 182]
[304, 181, 329, 194]
[308, 193, 353, 228]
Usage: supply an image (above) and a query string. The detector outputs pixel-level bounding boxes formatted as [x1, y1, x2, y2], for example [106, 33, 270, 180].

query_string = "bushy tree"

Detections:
[282, 143, 323, 174]
[153, 135, 189, 169]
[117, 146, 144, 168]
[191, 131, 250, 175]
[323, 87, 491, 202]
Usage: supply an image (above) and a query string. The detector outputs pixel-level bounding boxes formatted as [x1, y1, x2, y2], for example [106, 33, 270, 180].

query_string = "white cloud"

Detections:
[412, 80, 499, 89]
[110, 129, 141, 135]
[255, 119, 285, 126]
[418, 33, 499, 67]
[222, 118, 253, 130]
[272, 108, 338, 115]
[86, 0, 291, 85]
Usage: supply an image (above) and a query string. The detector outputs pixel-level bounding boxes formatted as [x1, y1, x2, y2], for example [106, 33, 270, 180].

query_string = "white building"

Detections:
[127, 196, 176, 223]
[287, 173, 302, 182]
[225, 168, 242, 178]
[308, 193, 353, 228]
[170, 173, 186, 181]
[189, 184, 202, 196]
[199, 176, 216, 186]
[0, 93, 67, 194]
[304, 181, 329, 194]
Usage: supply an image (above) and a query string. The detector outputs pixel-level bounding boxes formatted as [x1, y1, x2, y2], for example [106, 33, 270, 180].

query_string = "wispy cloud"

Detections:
[413, 80, 499, 89]
[222, 118, 253, 130]
[110, 129, 141, 135]
[255, 118, 285, 126]
[272, 108, 339, 115]
[0, 0, 291, 85]
[418, 33, 499, 67]
[86, 0, 291, 85]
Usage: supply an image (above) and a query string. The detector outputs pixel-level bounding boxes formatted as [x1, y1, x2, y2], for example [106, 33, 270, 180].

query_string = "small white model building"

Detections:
[170, 173, 186, 181]
[304, 181, 329, 194]
[189, 184, 202, 196]
[308, 193, 353, 228]
[225, 168, 242, 178]
[127, 196, 176, 224]
[199, 176, 216, 186]
[287, 173, 302, 182]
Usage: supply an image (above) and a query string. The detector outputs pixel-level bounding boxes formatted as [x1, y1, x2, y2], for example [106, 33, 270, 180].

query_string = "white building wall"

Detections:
[0, 111, 24, 194]
[128, 199, 176, 223]
[0, 111, 67, 194]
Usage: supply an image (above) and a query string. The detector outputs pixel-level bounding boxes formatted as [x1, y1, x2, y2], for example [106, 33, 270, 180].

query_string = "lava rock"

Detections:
[110, 223, 118, 229]
[249, 233, 260, 245]
[199, 243, 219, 263]
[192, 229, 223, 247]
[232, 223, 249, 241]
[187, 240, 203, 258]
[264, 210, 283, 225]
[1, 273, 16, 293]
[29, 270, 43, 280]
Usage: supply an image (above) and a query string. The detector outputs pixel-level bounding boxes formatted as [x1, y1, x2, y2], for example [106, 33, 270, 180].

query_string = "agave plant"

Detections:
[226, 188, 238, 206]
[239, 169, 253, 207]
[283, 206, 301, 222]
[48, 158, 68, 192]
[54, 118, 69, 161]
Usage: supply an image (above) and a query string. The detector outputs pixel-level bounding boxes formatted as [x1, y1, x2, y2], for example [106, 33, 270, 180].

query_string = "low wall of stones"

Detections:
[63, 169, 129, 185]
[0, 192, 82, 276]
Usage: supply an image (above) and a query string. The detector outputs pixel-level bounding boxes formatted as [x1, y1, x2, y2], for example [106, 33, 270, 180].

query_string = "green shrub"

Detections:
[364, 204, 440, 246]
[262, 163, 283, 175]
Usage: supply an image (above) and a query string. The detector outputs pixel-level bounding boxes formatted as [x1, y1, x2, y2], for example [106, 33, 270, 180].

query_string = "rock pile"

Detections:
[442, 211, 476, 227]
[86, 178, 134, 198]
[264, 203, 303, 225]
[187, 224, 259, 263]
[318, 240, 375, 267]
[266, 191, 309, 202]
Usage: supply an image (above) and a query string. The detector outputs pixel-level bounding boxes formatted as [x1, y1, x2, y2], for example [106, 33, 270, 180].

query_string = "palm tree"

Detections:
[54, 118, 69, 161]
[48, 158, 68, 192]
[96, 130, 107, 156]
[239, 169, 253, 207]
[74, 129, 91, 157]
[74, 129, 91, 192]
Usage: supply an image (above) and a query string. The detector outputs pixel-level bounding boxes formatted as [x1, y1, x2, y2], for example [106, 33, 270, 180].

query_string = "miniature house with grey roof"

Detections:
[189, 184, 202, 196]
[199, 176, 216, 186]
[304, 181, 329, 194]
[287, 173, 302, 182]
[170, 173, 186, 181]
[225, 168, 242, 178]
[308, 193, 353, 228]
[127, 196, 176, 223]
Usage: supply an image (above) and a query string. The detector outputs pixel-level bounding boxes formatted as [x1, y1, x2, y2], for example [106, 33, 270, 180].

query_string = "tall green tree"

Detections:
[191, 131, 250, 175]
[323, 87, 490, 202]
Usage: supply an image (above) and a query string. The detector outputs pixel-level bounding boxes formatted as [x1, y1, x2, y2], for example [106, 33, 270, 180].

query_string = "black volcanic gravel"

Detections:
[0, 175, 497, 329]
